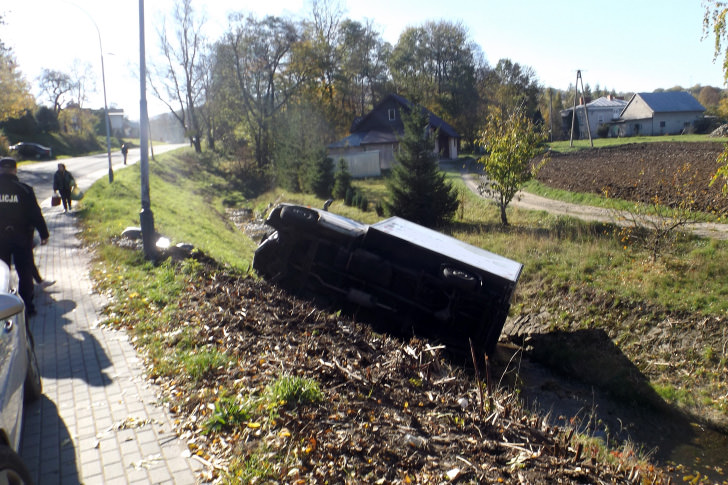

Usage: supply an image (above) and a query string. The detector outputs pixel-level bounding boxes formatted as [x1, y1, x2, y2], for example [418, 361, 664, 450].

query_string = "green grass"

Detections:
[520, 178, 725, 223]
[521, 179, 628, 209]
[180, 348, 234, 383]
[548, 134, 724, 153]
[265, 375, 323, 408]
[203, 394, 252, 434]
[80, 148, 257, 270]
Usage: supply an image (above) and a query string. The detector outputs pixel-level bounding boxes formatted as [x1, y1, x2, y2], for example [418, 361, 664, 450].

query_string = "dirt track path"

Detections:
[462, 173, 728, 240]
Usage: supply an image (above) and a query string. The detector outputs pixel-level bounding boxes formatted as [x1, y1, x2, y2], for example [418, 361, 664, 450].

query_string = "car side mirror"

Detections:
[0, 293, 25, 320]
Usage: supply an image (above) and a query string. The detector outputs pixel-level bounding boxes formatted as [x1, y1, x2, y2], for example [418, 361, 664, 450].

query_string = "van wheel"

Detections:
[441, 265, 480, 291]
[0, 445, 33, 485]
[253, 232, 288, 279]
[280, 206, 318, 227]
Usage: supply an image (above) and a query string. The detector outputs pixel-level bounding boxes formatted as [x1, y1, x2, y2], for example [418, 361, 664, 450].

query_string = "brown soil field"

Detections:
[536, 142, 728, 214]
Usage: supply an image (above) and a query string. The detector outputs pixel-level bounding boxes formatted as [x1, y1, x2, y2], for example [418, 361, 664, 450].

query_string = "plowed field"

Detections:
[536, 142, 728, 214]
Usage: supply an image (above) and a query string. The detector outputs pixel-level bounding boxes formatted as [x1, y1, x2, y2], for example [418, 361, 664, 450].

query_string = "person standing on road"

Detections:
[53, 163, 76, 212]
[121, 143, 129, 165]
[0, 157, 49, 316]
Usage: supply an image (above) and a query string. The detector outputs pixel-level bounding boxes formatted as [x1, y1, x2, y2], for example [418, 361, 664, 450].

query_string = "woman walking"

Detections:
[53, 163, 76, 212]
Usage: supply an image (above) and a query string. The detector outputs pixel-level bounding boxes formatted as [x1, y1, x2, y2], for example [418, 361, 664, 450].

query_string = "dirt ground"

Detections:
[149, 264, 657, 484]
[536, 141, 728, 214]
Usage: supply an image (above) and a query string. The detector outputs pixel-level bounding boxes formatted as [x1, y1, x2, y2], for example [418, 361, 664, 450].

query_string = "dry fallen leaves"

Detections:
[109, 257, 671, 484]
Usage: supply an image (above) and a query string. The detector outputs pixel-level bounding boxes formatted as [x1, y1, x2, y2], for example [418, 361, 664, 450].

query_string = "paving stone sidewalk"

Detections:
[19, 203, 204, 484]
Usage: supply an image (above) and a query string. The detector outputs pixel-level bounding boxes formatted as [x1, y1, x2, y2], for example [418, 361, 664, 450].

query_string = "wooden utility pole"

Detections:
[548, 88, 553, 142]
[569, 70, 593, 147]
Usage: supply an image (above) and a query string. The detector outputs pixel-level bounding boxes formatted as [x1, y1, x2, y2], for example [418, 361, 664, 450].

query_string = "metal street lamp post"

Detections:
[98, 38, 114, 183]
[69, 3, 113, 183]
[139, 0, 156, 259]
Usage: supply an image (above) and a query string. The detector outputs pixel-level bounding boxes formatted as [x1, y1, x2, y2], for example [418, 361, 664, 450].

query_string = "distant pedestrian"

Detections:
[0, 157, 49, 317]
[121, 143, 129, 165]
[53, 163, 76, 212]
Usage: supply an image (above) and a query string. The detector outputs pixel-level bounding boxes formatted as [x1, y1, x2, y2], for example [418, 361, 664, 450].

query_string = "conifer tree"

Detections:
[303, 150, 334, 198]
[385, 107, 459, 227]
[333, 159, 352, 199]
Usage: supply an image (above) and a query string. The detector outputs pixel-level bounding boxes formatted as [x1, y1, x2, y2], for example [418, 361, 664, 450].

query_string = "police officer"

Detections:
[0, 157, 49, 316]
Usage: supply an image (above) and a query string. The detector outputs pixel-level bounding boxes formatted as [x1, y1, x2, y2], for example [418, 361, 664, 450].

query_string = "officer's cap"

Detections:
[0, 157, 17, 169]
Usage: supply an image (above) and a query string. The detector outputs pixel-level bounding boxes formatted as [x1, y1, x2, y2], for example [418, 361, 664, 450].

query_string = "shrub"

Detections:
[597, 124, 609, 138]
[303, 151, 334, 198]
[333, 159, 352, 199]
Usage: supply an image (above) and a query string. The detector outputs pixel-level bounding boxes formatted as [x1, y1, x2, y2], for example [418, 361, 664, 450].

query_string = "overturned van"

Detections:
[253, 203, 523, 356]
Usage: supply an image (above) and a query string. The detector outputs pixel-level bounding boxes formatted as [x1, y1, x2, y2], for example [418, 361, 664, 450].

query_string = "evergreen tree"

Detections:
[303, 150, 335, 198]
[332, 159, 353, 199]
[385, 107, 459, 227]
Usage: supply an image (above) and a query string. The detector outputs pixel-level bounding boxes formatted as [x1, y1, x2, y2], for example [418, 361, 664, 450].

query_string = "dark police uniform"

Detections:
[0, 157, 49, 315]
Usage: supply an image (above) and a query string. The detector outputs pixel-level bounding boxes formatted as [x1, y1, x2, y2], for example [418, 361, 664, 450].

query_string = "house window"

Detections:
[388, 108, 396, 121]
[659, 121, 666, 128]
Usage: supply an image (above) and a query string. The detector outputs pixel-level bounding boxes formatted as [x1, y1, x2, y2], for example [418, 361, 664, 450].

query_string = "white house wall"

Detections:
[620, 97, 654, 120]
[338, 151, 382, 178]
[448, 138, 458, 159]
[329, 136, 458, 174]
[652, 112, 702, 135]
[618, 112, 703, 136]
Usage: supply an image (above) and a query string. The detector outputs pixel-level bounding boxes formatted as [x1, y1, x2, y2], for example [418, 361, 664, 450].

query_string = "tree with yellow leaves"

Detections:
[477, 107, 548, 225]
[0, 18, 35, 123]
[704, 1, 728, 193]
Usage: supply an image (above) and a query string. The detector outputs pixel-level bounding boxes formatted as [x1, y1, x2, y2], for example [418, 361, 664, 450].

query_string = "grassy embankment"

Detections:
[549, 134, 721, 152]
[78, 146, 728, 435]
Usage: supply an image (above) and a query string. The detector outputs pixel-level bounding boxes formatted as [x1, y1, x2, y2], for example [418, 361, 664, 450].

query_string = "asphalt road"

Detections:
[16, 143, 187, 203]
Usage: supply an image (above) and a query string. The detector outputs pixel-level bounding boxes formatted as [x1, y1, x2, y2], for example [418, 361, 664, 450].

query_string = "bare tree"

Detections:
[151, 0, 206, 152]
[608, 163, 702, 262]
[220, 14, 305, 168]
[196, 50, 217, 150]
[69, 59, 95, 108]
[38, 69, 73, 114]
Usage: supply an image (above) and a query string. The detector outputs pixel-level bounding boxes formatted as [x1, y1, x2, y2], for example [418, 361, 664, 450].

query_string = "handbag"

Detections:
[70, 185, 84, 201]
[51, 194, 61, 206]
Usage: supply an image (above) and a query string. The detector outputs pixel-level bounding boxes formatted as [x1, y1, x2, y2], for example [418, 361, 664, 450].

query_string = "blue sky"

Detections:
[2, 0, 725, 120]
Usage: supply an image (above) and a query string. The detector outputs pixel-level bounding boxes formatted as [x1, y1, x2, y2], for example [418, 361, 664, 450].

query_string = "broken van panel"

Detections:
[253, 203, 523, 356]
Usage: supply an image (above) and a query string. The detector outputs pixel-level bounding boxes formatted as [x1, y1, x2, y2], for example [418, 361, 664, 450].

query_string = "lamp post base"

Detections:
[140, 207, 157, 260]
